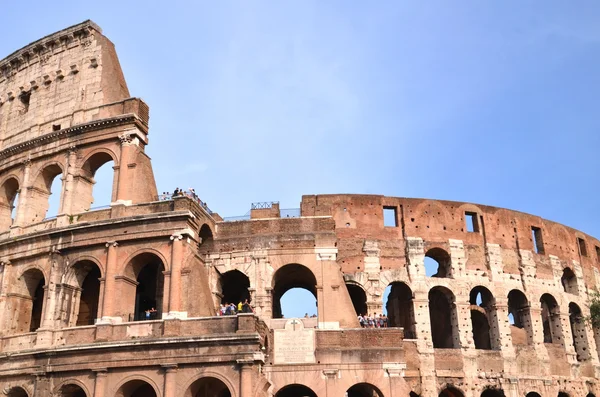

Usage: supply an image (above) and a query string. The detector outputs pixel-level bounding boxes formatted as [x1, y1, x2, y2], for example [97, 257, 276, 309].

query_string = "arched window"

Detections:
[220, 270, 251, 306]
[68, 261, 101, 326]
[540, 293, 563, 344]
[346, 282, 367, 317]
[384, 282, 416, 338]
[525, 393, 541, 397]
[0, 177, 20, 230]
[184, 377, 232, 397]
[424, 248, 452, 278]
[481, 389, 504, 397]
[346, 383, 384, 397]
[561, 268, 578, 295]
[58, 384, 87, 397]
[124, 253, 165, 321]
[272, 264, 317, 319]
[507, 289, 533, 346]
[17, 268, 46, 333]
[6, 387, 28, 397]
[569, 302, 590, 361]
[275, 384, 317, 397]
[469, 286, 500, 350]
[439, 386, 464, 397]
[79, 152, 115, 212]
[29, 164, 63, 222]
[429, 286, 459, 348]
[116, 380, 157, 397]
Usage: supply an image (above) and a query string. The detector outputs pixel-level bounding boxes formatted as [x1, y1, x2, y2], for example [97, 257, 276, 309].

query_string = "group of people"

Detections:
[358, 313, 389, 328]
[160, 188, 211, 213]
[219, 299, 254, 316]
[144, 307, 158, 320]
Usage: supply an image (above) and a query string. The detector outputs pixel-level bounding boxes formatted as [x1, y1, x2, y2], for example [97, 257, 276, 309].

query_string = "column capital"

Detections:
[105, 241, 118, 248]
[161, 364, 178, 372]
[170, 234, 184, 241]
[93, 368, 108, 375]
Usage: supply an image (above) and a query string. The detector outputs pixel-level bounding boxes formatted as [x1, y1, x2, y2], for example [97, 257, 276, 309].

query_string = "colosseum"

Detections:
[0, 20, 599, 397]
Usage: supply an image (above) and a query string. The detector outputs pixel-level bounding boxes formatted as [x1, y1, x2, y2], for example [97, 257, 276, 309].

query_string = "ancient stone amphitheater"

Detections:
[0, 20, 599, 397]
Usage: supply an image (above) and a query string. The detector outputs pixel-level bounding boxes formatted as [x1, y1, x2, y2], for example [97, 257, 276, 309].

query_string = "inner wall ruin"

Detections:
[0, 20, 599, 397]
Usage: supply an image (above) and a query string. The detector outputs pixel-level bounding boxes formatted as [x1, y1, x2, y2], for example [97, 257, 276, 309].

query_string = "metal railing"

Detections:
[251, 201, 278, 209]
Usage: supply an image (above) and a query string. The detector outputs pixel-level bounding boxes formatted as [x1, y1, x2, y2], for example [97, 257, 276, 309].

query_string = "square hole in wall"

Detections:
[465, 212, 479, 233]
[531, 226, 545, 254]
[577, 238, 588, 257]
[383, 206, 398, 227]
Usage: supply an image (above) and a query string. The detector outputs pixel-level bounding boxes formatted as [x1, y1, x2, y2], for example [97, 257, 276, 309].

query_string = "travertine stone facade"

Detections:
[0, 21, 599, 397]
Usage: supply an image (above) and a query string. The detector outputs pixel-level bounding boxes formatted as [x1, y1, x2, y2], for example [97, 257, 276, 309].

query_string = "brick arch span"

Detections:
[5, 386, 30, 397]
[112, 375, 161, 397]
[71, 147, 119, 213]
[181, 370, 238, 397]
[54, 379, 91, 397]
[271, 263, 318, 319]
[0, 174, 21, 230]
[121, 247, 170, 276]
[438, 385, 465, 397]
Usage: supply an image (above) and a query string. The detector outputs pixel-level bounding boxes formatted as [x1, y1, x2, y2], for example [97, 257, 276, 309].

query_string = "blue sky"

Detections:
[2, 2, 599, 318]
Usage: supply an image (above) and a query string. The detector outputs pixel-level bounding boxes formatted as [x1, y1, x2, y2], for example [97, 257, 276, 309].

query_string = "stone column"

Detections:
[162, 365, 178, 397]
[167, 234, 184, 318]
[114, 132, 138, 205]
[100, 242, 119, 323]
[13, 158, 32, 228]
[93, 369, 108, 397]
[238, 360, 254, 397]
[60, 146, 78, 215]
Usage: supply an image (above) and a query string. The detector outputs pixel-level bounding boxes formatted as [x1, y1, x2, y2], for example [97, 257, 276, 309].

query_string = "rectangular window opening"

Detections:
[595, 246, 600, 263]
[465, 212, 479, 233]
[383, 206, 398, 227]
[577, 238, 588, 257]
[52, 124, 61, 131]
[531, 226, 545, 254]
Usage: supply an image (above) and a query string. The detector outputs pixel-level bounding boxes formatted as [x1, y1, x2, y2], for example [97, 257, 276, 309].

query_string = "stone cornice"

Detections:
[0, 113, 147, 161]
[0, 20, 100, 77]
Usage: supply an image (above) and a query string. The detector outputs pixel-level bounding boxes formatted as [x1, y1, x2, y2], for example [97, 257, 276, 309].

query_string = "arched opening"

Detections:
[469, 286, 499, 350]
[429, 286, 459, 348]
[6, 387, 28, 397]
[275, 384, 317, 397]
[80, 152, 115, 211]
[525, 393, 541, 397]
[410, 393, 420, 397]
[59, 384, 87, 397]
[272, 264, 317, 319]
[384, 282, 416, 338]
[184, 377, 232, 397]
[70, 261, 101, 326]
[0, 177, 20, 230]
[439, 387, 464, 397]
[540, 293, 563, 344]
[569, 302, 590, 361]
[558, 393, 569, 397]
[507, 289, 533, 346]
[481, 389, 504, 397]
[16, 268, 46, 333]
[220, 270, 251, 306]
[199, 224, 213, 244]
[425, 248, 451, 278]
[124, 253, 165, 321]
[29, 164, 63, 222]
[346, 282, 367, 317]
[346, 383, 384, 397]
[115, 380, 157, 397]
[561, 268, 578, 295]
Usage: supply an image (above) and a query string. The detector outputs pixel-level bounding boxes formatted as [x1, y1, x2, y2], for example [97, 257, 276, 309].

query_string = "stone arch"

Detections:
[525, 393, 542, 397]
[569, 302, 590, 361]
[272, 263, 317, 319]
[114, 376, 159, 397]
[384, 281, 416, 338]
[181, 370, 238, 397]
[540, 293, 563, 344]
[481, 389, 505, 397]
[184, 376, 232, 397]
[469, 286, 500, 350]
[199, 224, 213, 244]
[75, 149, 118, 212]
[274, 384, 317, 397]
[28, 161, 65, 222]
[558, 392, 570, 397]
[346, 280, 367, 316]
[0, 175, 20, 230]
[561, 268, 578, 295]
[122, 247, 170, 273]
[123, 252, 166, 321]
[507, 289, 533, 346]
[429, 286, 459, 348]
[65, 260, 102, 326]
[346, 383, 384, 397]
[56, 381, 89, 397]
[6, 387, 29, 397]
[439, 386, 465, 397]
[425, 247, 452, 278]
[220, 269, 251, 306]
[15, 267, 46, 332]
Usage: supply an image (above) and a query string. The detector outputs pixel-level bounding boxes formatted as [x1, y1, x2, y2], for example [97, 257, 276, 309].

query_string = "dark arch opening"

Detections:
[469, 286, 497, 350]
[410, 393, 420, 397]
[429, 287, 458, 348]
[72, 261, 101, 326]
[126, 253, 165, 321]
[540, 293, 562, 344]
[220, 270, 251, 306]
[6, 387, 28, 397]
[507, 289, 533, 346]
[59, 384, 87, 397]
[525, 393, 541, 397]
[0, 177, 20, 230]
[185, 377, 232, 397]
[81, 152, 115, 210]
[32, 164, 63, 221]
[586, 394, 596, 397]
[481, 389, 504, 397]
[199, 224, 213, 244]
[272, 264, 317, 319]
[425, 248, 451, 278]
[439, 387, 464, 397]
[346, 282, 367, 316]
[561, 268, 578, 294]
[558, 393, 570, 397]
[20, 268, 45, 332]
[275, 384, 317, 397]
[569, 302, 590, 361]
[347, 383, 384, 397]
[116, 380, 157, 397]
[384, 282, 416, 338]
